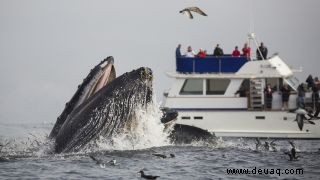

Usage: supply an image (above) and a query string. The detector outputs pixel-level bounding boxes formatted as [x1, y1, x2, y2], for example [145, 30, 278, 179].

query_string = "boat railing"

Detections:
[176, 55, 248, 73]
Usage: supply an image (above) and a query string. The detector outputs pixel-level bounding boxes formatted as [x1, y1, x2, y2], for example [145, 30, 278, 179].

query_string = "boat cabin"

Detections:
[164, 55, 303, 111]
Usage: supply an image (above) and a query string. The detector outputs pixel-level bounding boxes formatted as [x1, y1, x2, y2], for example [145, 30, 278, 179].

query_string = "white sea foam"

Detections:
[93, 97, 171, 151]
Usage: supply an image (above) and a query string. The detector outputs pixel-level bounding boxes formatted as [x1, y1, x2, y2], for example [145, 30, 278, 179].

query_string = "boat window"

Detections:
[180, 79, 203, 95]
[206, 79, 230, 95]
[266, 78, 280, 91]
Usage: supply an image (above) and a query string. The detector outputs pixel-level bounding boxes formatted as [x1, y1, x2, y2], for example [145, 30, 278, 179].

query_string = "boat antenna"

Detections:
[248, 33, 265, 60]
[247, 0, 264, 60]
[249, 0, 255, 35]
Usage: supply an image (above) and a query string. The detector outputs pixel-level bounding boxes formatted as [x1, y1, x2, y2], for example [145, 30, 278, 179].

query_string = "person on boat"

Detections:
[256, 42, 268, 60]
[315, 77, 320, 90]
[184, 46, 196, 57]
[306, 74, 315, 90]
[305, 75, 320, 117]
[264, 84, 273, 110]
[312, 77, 320, 117]
[308, 76, 320, 105]
[297, 83, 306, 108]
[213, 44, 224, 56]
[281, 84, 291, 110]
[232, 46, 241, 57]
[235, 86, 247, 97]
[176, 44, 182, 58]
[242, 43, 251, 58]
[197, 48, 206, 58]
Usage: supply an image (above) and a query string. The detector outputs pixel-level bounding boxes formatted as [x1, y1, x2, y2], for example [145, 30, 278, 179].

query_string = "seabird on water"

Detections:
[179, 7, 207, 19]
[270, 140, 277, 152]
[138, 170, 160, 180]
[89, 155, 117, 166]
[152, 153, 175, 159]
[108, 158, 117, 166]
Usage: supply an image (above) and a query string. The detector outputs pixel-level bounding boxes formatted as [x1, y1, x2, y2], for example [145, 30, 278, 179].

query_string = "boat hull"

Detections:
[175, 110, 320, 139]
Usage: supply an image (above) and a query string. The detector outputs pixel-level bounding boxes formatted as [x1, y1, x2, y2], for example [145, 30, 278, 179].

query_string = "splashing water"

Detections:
[92, 97, 171, 151]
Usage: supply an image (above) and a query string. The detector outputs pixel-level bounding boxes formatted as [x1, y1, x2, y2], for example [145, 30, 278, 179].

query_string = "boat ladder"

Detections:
[250, 79, 264, 110]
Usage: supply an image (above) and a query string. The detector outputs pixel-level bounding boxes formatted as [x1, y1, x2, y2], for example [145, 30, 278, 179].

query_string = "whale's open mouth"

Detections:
[49, 57, 117, 139]
[86, 59, 116, 98]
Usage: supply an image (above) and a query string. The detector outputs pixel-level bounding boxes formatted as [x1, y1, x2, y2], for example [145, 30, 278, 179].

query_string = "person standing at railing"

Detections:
[197, 48, 206, 58]
[242, 43, 251, 58]
[312, 77, 320, 117]
[256, 42, 268, 60]
[264, 84, 273, 110]
[176, 44, 182, 58]
[213, 44, 224, 56]
[281, 84, 291, 110]
[232, 46, 241, 57]
[297, 83, 306, 108]
[185, 46, 196, 57]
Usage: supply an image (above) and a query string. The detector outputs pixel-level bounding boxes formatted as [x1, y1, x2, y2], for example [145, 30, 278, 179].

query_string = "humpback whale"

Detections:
[50, 57, 215, 153]
[50, 57, 153, 153]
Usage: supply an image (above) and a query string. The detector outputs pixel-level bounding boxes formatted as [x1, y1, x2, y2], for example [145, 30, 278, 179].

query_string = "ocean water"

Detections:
[1, 101, 320, 180]
[1, 122, 320, 180]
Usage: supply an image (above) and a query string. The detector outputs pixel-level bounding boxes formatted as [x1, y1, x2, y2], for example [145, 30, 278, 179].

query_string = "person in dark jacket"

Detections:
[305, 75, 320, 117]
[256, 42, 268, 60]
[264, 84, 273, 110]
[176, 44, 182, 58]
[213, 44, 224, 56]
[306, 74, 315, 90]
[297, 83, 306, 108]
[281, 84, 291, 110]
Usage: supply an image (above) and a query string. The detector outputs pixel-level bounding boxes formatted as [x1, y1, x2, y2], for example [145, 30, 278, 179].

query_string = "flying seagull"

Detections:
[284, 141, 299, 161]
[179, 7, 207, 19]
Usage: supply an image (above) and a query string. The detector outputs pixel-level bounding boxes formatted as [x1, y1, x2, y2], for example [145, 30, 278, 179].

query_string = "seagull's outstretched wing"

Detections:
[189, 7, 207, 16]
[180, 9, 193, 19]
[288, 141, 295, 149]
[89, 155, 103, 164]
[296, 114, 304, 131]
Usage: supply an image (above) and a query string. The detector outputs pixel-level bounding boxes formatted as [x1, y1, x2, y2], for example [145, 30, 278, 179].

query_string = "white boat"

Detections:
[163, 35, 320, 139]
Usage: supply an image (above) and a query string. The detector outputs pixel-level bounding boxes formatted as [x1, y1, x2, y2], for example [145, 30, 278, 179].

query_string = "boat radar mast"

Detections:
[248, 32, 265, 60]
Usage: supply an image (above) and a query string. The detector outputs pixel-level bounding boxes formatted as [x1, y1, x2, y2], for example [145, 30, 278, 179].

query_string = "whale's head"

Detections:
[50, 57, 116, 138]
[52, 63, 154, 153]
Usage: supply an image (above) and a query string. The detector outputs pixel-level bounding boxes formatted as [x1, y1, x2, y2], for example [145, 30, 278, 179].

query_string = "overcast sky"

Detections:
[1, 0, 320, 124]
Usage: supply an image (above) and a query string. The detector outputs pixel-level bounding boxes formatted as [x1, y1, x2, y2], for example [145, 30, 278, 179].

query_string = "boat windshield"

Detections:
[284, 76, 299, 91]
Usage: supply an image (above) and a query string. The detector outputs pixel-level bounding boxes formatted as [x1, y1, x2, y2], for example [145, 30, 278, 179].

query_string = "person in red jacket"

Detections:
[232, 46, 241, 57]
[242, 43, 251, 58]
[197, 48, 206, 58]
